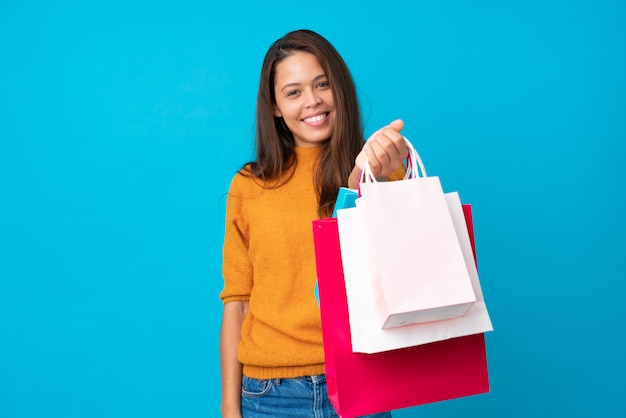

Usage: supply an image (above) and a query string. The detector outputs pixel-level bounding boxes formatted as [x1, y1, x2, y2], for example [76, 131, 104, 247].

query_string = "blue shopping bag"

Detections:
[332, 187, 358, 217]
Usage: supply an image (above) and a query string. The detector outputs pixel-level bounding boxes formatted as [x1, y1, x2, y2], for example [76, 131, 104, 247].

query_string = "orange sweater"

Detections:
[220, 147, 325, 379]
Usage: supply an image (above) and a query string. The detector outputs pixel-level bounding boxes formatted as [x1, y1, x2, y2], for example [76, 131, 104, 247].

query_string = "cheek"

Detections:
[324, 90, 336, 106]
[273, 97, 284, 117]
[279, 102, 299, 121]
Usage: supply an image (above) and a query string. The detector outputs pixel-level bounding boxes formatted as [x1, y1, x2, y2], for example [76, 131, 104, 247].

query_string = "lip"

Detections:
[302, 112, 330, 125]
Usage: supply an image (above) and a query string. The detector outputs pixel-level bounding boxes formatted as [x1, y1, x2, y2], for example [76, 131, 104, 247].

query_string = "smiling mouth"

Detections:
[302, 113, 329, 123]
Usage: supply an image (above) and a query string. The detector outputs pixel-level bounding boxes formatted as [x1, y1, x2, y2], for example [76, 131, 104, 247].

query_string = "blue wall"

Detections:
[1, 1, 624, 417]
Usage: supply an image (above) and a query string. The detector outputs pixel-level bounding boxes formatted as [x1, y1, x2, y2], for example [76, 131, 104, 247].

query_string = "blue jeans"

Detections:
[241, 375, 391, 418]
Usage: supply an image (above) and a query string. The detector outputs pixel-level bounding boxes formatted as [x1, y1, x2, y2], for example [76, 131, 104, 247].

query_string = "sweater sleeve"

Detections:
[220, 173, 253, 303]
[388, 166, 406, 181]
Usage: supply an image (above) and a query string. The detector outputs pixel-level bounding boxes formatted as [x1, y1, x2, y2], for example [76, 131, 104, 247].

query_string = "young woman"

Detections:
[220, 29, 407, 418]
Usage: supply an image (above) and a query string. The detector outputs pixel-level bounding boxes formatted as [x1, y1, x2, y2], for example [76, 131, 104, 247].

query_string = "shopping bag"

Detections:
[332, 187, 358, 217]
[342, 139, 476, 329]
[338, 192, 493, 353]
[313, 217, 489, 418]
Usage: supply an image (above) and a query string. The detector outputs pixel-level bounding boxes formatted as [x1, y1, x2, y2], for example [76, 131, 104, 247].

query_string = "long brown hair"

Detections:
[243, 29, 364, 218]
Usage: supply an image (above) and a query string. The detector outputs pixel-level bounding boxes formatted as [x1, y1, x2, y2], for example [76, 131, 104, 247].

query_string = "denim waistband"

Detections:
[249, 374, 326, 385]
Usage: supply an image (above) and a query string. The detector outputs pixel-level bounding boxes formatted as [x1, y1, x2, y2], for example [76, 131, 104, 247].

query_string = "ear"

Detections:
[273, 106, 282, 117]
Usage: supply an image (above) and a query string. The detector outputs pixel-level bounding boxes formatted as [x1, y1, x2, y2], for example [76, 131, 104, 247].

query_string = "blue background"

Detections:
[1, 1, 625, 417]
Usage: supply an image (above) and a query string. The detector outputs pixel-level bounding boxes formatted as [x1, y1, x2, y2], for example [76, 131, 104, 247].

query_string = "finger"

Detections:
[388, 119, 404, 132]
[367, 119, 403, 140]
[367, 139, 400, 178]
[363, 142, 383, 175]
[378, 127, 405, 157]
[362, 119, 406, 177]
[364, 126, 383, 144]
[385, 119, 407, 157]
[367, 139, 389, 164]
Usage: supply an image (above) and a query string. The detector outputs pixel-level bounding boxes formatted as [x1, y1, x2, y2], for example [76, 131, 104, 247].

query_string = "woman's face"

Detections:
[273, 51, 336, 147]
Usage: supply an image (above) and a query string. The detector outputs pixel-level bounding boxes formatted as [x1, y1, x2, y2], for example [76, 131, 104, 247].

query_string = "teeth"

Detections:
[303, 114, 326, 123]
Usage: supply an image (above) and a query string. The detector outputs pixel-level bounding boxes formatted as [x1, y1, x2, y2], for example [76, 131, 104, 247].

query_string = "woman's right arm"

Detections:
[220, 300, 249, 418]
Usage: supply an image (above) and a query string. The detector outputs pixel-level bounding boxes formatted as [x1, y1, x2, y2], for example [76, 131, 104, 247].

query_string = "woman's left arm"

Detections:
[348, 119, 407, 189]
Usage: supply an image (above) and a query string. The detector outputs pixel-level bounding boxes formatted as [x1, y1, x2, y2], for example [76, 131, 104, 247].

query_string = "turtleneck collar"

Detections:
[294, 146, 322, 164]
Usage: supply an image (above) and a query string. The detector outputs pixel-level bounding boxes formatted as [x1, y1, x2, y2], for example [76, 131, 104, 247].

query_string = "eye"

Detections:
[316, 80, 330, 89]
[286, 89, 300, 97]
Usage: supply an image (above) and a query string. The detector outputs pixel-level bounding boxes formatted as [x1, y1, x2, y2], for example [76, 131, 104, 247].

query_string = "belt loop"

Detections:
[312, 374, 325, 383]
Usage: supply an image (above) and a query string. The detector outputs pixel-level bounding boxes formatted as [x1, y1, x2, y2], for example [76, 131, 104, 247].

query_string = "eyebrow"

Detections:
[279, 74, 327, 92]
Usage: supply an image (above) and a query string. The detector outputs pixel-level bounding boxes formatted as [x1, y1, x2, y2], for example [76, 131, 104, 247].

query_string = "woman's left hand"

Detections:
[349, 119, 407, 188]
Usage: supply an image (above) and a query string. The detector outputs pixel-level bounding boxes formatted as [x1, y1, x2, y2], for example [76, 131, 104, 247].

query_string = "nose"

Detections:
[304, 88, 322, 107]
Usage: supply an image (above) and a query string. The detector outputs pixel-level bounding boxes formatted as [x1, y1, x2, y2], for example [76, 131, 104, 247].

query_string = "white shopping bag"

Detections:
[337, 191, 493, 354]
[346, 140, 476, 330]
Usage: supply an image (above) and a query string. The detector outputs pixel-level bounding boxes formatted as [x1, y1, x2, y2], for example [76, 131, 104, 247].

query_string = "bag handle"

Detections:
[360, 137, 427, 184]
